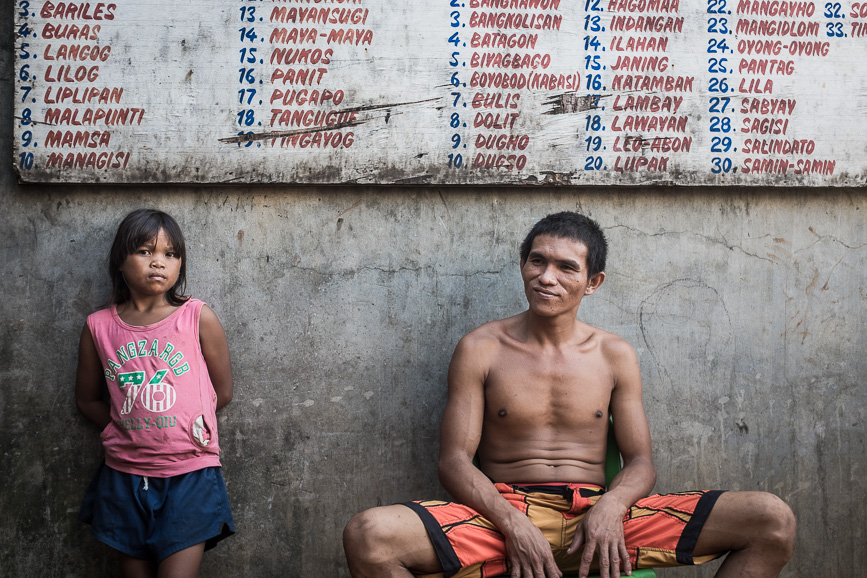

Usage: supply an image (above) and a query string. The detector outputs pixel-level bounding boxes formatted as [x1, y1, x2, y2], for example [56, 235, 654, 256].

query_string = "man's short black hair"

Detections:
[519, 212, 607, 277]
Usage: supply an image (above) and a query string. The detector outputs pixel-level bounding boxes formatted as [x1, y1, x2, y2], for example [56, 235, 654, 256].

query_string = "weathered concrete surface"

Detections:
[2, 191, 864, 578]
[1, 23, 865, 578]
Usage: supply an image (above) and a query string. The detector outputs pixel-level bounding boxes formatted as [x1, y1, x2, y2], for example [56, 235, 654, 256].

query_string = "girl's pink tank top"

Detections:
[87, 299, 222, 476]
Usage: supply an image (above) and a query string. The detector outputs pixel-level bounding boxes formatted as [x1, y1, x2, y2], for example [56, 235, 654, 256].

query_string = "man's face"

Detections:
[520, 234, 603, 316]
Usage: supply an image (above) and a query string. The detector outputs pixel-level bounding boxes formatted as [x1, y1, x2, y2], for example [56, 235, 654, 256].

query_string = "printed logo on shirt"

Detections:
[117, 415, 177, 431]
[117, 369, 177, 414]
[102, 338, 190, 382]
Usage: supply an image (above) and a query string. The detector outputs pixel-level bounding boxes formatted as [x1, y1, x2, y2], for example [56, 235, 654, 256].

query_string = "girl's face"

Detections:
[119, 228, 182, 300]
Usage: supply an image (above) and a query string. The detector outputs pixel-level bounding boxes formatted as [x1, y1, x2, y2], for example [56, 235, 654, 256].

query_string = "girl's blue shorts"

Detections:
[79, 463, 235, 561]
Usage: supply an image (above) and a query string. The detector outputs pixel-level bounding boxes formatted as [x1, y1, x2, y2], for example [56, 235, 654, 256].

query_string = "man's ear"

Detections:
[585, 271, 606, 295]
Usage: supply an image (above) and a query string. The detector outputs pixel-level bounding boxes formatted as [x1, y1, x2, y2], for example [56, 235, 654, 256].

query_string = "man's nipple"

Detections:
[595, 410, 604, 418]
[498, 409, 507, 417]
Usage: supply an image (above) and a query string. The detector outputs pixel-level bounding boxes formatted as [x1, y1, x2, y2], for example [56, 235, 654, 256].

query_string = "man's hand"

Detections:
[567, 495, 631, 578]
[503, 513, 563, 578]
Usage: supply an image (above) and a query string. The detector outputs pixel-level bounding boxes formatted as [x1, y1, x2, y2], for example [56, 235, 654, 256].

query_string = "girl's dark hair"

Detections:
[108, 209, 188, 305]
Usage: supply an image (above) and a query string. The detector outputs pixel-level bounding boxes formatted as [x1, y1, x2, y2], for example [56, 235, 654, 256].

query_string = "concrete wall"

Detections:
[2, 22, 865, 578]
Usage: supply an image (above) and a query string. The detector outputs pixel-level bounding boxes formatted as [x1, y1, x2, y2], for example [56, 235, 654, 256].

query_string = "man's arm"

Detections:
[438, 331, 563, 578]
[567, 338, 656, 578]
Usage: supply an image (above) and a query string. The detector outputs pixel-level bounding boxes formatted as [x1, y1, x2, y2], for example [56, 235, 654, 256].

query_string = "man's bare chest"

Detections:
[483, 360, 613, 426]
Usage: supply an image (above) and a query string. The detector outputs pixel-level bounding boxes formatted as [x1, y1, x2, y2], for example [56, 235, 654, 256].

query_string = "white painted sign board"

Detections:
[13, 1, 867, 185]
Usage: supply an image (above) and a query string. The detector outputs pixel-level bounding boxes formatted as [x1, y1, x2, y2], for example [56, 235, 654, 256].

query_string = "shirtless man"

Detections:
[343, 212, 796, 578]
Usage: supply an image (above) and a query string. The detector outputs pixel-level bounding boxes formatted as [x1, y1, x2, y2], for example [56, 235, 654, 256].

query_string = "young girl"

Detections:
[76, 209, 235, 577]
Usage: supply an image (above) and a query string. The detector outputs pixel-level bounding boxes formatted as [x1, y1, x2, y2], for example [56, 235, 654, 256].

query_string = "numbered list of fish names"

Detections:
[13, 1, 867, 185]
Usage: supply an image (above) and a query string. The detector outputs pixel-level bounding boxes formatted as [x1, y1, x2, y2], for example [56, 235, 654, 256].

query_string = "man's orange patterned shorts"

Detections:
[404, 483, 724, 578]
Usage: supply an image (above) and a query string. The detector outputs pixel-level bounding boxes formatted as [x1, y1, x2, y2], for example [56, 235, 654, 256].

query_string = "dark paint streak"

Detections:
[394, 174, 433, 184]
[219, 120, 364, 144]
[219, 97, 440, 144]
[339, 96, 439, 114]
[543, 93, 609, 115]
